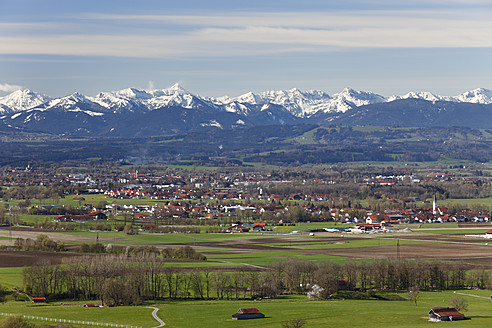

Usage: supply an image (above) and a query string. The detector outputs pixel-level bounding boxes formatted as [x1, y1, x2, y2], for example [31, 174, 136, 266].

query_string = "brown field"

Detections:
[0, 228, 122, 243]
[2, 232, 492, 271]
[0, 251, 84, 267]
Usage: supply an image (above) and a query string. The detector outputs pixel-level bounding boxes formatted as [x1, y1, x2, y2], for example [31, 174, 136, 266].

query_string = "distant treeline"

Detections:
[22, 257, 489, 306]
[0, 125, 491, 166]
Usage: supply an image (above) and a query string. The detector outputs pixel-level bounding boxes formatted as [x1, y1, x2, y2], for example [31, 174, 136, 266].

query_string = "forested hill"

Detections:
[0, 125, 491, 166]
[327, 99, 492, 129]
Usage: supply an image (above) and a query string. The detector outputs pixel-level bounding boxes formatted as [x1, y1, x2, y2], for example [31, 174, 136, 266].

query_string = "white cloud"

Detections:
[0, 82, 23, 92]
[1, 9, 491, 58]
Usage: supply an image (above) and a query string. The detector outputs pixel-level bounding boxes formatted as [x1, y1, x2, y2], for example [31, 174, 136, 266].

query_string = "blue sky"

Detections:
[1, 0, 491, 98]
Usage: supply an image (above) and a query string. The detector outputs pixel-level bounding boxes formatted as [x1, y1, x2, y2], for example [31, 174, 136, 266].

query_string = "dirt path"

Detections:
[147, 306, 165, 327]
[451, 291, 491, 300]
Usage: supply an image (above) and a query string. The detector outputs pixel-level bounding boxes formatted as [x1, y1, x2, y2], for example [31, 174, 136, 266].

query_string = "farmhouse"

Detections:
[54, 211, 107, 222]
[232, 308, 265, 320]
[428, 307, 466, 321]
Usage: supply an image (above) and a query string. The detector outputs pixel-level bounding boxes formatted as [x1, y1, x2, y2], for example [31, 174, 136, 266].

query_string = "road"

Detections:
[147, 307, 165, 327]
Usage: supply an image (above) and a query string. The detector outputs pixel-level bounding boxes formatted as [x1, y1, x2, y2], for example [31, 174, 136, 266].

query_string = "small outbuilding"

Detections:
[32, 297, 46, 303]
[232, 308, 265, 320]
[428, 306, 466, 321]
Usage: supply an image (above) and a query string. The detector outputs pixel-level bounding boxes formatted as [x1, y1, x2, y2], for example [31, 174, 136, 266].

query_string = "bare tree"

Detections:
[407, 286, 420, 306]
[449, 294, 469, 313]
[281, 318, 306, 328]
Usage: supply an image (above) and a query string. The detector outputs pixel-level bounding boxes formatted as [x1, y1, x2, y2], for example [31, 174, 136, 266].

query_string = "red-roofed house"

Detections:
[428, 307, 466, 321]
[232, 308, 265, 320]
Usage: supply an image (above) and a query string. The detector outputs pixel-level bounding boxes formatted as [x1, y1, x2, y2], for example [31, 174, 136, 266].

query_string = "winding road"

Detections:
[147, 307, 165, 327]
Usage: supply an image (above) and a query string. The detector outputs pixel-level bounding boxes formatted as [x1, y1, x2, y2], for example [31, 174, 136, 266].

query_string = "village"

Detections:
[0, 164, 491, 328]
[1, 165, 490, 230]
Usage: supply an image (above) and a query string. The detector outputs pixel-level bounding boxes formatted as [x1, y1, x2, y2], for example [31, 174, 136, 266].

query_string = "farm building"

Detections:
[232, 308, 265, 320]
[428, 307, 466, 321]
[32, 297, 46, 303]
[228, 225, 250, 233]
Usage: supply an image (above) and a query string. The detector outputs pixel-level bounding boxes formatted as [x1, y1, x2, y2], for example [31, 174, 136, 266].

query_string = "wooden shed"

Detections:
[429, 307, 466, 321]
[232, 308, 265, 320]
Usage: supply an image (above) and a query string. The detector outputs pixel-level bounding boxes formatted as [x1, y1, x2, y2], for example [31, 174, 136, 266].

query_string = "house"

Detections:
[228, 225, 249, 233]
[54, 212, 107, 222]
[253, 222, 266, 231]
[232, 308, 265, 320]
[428, 307, 466, 321]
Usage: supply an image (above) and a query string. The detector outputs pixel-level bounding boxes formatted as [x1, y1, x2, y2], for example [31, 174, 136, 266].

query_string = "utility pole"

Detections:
[397, 239, 400, 261]
[9, 206, 12, 248]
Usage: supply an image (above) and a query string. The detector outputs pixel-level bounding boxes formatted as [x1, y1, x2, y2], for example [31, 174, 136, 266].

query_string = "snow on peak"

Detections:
[0, 89, 51, 112]
[169, 83, 188, 93]
[387, 91, 449, 102]
[328, 88, 386, 112]
[455, 88, 492, 104]
[236, 91, 264, 105]
[2, 86, 491, 120]
[112, 87, 152, 99]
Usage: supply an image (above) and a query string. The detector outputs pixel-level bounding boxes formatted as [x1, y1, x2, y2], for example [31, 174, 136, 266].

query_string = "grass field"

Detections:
[1, 291, 491, 328]
[3, 221, 492, 327]
[444, 197, 492, 207]
[158, 291, 492, 328]
[0, 267, 23, 288]
[0, 301, 155, 327]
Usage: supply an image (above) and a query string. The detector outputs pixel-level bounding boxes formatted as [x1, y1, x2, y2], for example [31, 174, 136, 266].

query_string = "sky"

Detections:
[1, 0, 491, 98]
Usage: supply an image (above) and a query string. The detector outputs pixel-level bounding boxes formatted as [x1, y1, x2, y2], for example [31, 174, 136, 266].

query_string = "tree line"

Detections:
[22, 256, 490, 306]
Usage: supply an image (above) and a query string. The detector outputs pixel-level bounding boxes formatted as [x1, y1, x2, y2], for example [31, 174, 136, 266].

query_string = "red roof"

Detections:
[238, 308, 261, 314]
[430, 307, 465, 318]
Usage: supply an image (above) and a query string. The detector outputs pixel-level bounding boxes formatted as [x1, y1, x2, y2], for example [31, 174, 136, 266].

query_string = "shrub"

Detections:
[0, 315, 36, 328]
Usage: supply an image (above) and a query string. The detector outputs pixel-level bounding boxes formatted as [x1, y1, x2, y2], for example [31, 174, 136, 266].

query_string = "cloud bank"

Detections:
[1, 9, 491, 58]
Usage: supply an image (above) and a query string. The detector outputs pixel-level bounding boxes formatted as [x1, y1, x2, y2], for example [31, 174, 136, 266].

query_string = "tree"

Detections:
[407, 286, 420, 306]
[449, 294, 469, 313]
[123, 223, 137, 235]
[281, 318, 306, 328]
[0, 284, 7, 303]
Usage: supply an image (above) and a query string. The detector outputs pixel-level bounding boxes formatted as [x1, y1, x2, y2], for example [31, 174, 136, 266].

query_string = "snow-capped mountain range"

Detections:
[1, 84, 491, 117]
[1, 84, 491, 137]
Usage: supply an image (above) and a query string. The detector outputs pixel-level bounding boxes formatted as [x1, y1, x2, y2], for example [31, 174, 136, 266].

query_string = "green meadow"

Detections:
[0, 267, 23, 288]
[2, 291, 491, 328]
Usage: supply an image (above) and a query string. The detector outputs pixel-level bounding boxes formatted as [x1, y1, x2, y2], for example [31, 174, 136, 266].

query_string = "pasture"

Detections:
[2, 223, 492, 327]
[1, 291, 492, 327]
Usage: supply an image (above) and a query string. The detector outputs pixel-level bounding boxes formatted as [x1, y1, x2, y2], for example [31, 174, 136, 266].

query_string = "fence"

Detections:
[0, 312, 142, 328]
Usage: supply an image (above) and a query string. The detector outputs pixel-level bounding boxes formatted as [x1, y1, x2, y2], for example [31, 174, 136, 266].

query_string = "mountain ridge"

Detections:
[1, 84, 491, 137]
[2, 84, 492, 117]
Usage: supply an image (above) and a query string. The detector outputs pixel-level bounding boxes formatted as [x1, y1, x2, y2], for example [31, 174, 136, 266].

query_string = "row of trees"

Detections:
[9, 235, 65, 252]
[78, 243, 206, 260]
[22, 256, 490, 306]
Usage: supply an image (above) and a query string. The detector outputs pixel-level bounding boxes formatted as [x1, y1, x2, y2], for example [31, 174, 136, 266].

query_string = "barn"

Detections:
[232, 308, 265, 320]
[428, 307, 466, 321]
